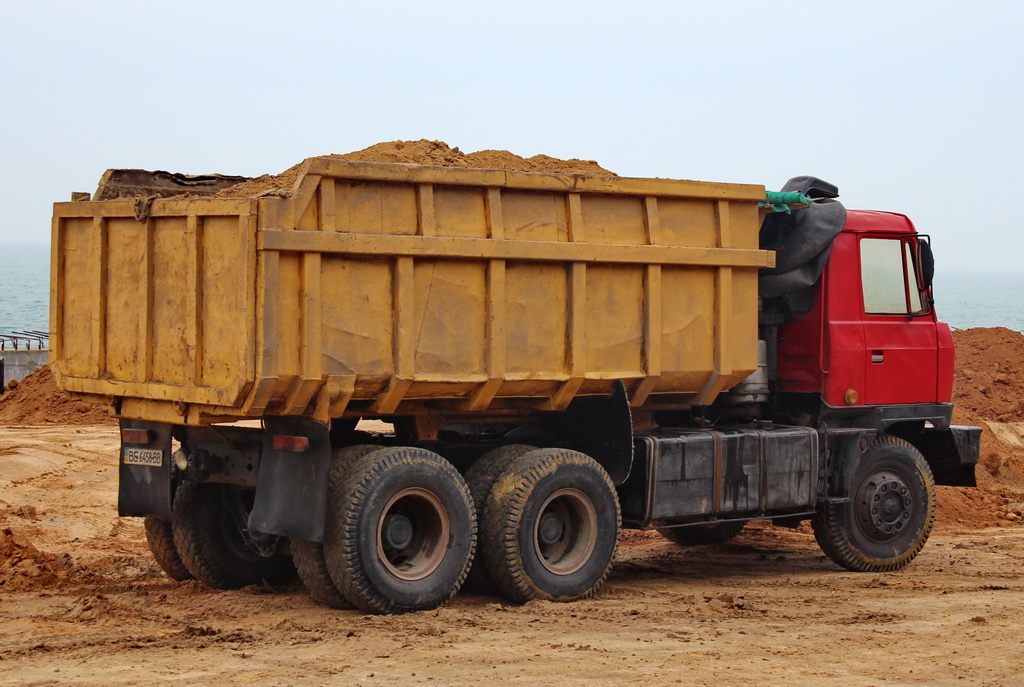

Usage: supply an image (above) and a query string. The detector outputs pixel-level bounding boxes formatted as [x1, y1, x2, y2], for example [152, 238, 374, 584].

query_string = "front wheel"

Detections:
[812, 435, 936, 572]
[481, 448, 620, 603]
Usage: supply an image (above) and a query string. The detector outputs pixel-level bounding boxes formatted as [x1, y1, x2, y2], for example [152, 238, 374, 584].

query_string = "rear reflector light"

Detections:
[272, 435, 310, 453]
[121, 429, 153, 445]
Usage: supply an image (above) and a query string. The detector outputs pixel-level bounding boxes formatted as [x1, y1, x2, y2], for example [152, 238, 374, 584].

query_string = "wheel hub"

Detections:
[382, 514, 415, 550]
[538, 512, 566, 546]
[376, 487, 450, 582]
[533, 488, 598, 576]
[857, 471, 913, 540]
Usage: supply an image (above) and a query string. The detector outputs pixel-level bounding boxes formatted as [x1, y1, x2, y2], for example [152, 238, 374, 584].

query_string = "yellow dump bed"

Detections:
[51, 158, 772, 426]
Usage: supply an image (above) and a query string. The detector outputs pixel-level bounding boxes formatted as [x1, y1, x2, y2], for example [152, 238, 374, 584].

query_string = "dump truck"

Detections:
[51, 159, 981, 614]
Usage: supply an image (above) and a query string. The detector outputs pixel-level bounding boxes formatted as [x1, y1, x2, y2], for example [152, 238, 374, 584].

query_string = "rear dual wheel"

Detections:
[461, 444, 537, 592]
[144, 514, 193, 581]
[323, 446, 476, 614]
[292, 445, 384, 609]
[172, 481, 296, 589]
[480, 448, 620, 603]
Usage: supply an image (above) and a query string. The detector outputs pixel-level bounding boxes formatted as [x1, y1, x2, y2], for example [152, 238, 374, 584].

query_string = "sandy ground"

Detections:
[2, 424, 1022, 687]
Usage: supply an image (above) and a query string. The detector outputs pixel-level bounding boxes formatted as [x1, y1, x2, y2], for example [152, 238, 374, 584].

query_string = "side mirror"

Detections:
[918, 239, 935, 290]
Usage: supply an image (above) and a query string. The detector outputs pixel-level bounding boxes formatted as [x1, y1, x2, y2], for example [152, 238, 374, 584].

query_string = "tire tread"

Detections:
[293, 445, 382, 609]
[324, 447, 475, 614]
[144, 514, 193, 581]
[480, 448, 620, 604]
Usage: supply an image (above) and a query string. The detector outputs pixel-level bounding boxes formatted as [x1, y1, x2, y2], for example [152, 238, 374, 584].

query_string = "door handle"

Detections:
[871, 350, 884, 364]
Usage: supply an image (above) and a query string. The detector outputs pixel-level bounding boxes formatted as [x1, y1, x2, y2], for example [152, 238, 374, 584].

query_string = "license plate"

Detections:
[123, 448, 164, 467]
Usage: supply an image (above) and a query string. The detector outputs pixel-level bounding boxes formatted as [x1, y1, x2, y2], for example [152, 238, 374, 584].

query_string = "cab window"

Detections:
[860, 237, 927, 315]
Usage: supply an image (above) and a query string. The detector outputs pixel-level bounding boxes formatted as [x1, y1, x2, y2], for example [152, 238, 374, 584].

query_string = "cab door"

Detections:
[859, 235, 938, 404]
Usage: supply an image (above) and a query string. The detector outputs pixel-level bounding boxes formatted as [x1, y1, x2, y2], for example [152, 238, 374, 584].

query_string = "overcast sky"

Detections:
[1, 0, 1020, 271]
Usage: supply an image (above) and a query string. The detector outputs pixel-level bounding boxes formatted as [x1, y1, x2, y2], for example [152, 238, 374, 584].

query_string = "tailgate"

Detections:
[51, 197, 258, 410]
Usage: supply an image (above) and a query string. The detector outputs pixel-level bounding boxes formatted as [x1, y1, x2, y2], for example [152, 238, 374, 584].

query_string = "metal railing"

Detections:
[0, 330, 50, 351]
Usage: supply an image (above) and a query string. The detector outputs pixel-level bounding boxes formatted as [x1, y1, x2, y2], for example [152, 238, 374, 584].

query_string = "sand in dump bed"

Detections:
[215, 139, 616, 198]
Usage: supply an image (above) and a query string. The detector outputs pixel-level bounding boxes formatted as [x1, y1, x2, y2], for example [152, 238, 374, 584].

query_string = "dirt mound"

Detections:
[0, 366, 115, 426]
[933, 327, 1024, 528]
[0, 527, 64, 591]
[951, 327, 1024, 425]
[216, 139, 615, 198]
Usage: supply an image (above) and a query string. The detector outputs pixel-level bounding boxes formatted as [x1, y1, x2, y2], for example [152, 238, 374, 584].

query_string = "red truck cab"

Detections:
[775, 210, 955, 414]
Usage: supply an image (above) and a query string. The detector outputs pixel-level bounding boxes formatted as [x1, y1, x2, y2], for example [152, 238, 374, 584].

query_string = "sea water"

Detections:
[0, 242, 1021, 337]
[0, 243, 50, 339]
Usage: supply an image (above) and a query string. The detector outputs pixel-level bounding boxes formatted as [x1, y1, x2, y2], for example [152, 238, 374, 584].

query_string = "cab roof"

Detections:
[842, 209, 917, 234]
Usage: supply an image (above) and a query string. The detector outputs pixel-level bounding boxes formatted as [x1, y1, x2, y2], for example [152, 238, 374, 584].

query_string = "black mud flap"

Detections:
[891, 425, 981, 487]
[118, 420, 174, 520]
[249, 417, 332, 542]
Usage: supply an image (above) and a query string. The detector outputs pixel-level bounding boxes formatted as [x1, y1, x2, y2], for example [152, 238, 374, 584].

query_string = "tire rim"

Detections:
[856, 470, 914, 541]
[533, 488, 598, 576]
[376, 487, 450, 581]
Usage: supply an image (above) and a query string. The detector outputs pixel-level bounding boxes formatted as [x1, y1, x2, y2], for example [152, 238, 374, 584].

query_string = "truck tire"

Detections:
[172, 481, 296, 590]
[653, 520, 746, 546]
[324, 447, 476, 614]
[481, 448, 620, 603]
[812, 435, 936, 572]
[462, 444, 537, 592]
[292, 444, 384, 609]
[143, 515, 193, 581]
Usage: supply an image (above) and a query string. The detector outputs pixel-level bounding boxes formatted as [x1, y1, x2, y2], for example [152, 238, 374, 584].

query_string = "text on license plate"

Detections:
[123, 448, 163, 467]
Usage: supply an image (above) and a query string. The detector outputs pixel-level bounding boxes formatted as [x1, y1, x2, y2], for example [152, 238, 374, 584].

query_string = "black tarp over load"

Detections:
[758, 176, 847, 316]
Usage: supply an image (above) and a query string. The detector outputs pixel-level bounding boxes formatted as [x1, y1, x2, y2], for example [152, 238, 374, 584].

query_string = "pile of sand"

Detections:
[216, 139, 616, 198]
[951, 327, 1024, 426]
[0, 366, 114, 426]
[0, 527, 65, 591]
